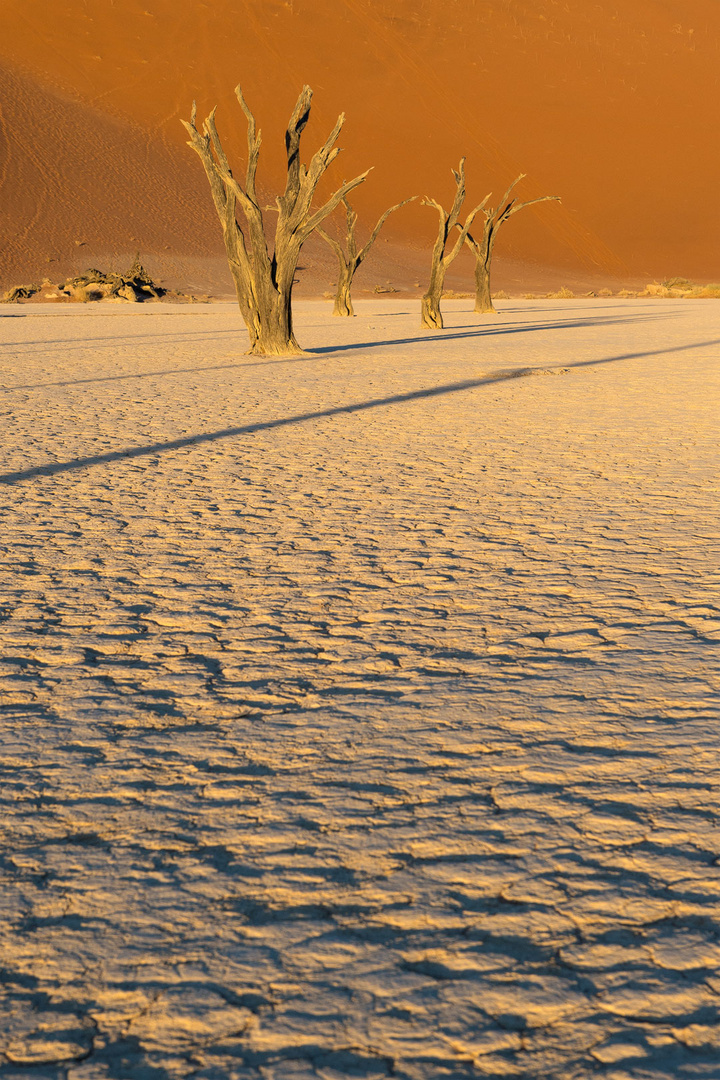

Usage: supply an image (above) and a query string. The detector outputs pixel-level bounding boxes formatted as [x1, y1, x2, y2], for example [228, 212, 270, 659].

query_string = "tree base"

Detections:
[332, 283, 355, 316]
[421, 294, 443, 329]
[246, 339, 307, 358]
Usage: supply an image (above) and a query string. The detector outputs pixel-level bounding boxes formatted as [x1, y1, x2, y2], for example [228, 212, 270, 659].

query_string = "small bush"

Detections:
[641, 279, 720, 299]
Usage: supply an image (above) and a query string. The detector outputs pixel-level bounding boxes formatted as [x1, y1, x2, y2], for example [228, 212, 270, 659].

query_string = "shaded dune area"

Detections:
[0, 299, 719, 1077]
[1, 0, 719, 293]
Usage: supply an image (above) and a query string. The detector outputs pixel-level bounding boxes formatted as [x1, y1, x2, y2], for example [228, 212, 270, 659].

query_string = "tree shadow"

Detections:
[307, 312, 673, 355]
[1, 335, 717, 486]
[2, 312, 673, 391]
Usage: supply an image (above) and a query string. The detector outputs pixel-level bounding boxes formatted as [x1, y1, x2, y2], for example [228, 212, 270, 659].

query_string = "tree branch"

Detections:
[357, 196, 416, 266]
[316, 225, 347, 265]
[235, 85, 262, 203]
[447, 158, 467, 232]
[283, 85, 313, 209]
[445, 194, 491, 265]
[507, 194, 561, 217]
[301, 169, 372, 238]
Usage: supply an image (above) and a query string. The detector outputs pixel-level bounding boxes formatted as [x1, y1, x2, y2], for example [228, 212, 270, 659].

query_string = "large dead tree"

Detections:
[316, 195, 415, 316]
[421, 159, 489, 330]
[182, 86, 369, 355]
[466, 175, 560, 315]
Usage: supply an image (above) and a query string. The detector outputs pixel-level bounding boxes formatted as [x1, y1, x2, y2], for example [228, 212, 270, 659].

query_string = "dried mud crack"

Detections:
[1, 299, 719, 1080]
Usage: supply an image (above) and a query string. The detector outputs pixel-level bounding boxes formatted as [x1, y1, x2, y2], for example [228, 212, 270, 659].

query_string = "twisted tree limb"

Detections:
[317, 195, 415, 316]
[182, 86, 370, 355]
[421, 159, 490, 329]
[465, 175, 560, 315]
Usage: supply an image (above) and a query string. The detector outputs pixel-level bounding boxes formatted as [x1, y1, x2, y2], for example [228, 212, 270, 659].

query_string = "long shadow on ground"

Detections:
[2, 313, 672, 391]
[1, 337, 717, 486]
[307, 312, 673, 355]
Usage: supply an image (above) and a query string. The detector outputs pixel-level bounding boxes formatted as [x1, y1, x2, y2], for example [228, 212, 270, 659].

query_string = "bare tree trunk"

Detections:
[333, 264, 355, 316]
[250, 288, 302, 355]
[466, 176, 560, 318]
[421, 259, 446, 328]
[183, 88, 370, 355]
[318, 196, 415, 317]
[421, 160, 489, 330]
[473, 238, 495, 314]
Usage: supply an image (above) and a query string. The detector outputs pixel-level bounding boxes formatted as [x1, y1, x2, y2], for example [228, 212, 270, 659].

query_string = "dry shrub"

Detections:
[546, 286, 575, 299]
[663, 277, 693, 290]
[523, 293, 537, 299]
[616, 288, 638, 298]
[492, 290, 510, 300]
[598, 288, 613, 297]
[641, 279, 720, 299]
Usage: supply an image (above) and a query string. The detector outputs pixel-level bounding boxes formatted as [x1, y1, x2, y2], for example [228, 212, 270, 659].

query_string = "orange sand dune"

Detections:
[1, 0, 718, 292]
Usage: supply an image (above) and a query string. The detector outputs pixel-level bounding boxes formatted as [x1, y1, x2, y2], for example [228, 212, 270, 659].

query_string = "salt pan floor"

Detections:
[1, 299, 719, 1079]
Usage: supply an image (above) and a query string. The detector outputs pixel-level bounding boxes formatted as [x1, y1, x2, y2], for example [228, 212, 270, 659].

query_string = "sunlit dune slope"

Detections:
[1, 0, 718, 292]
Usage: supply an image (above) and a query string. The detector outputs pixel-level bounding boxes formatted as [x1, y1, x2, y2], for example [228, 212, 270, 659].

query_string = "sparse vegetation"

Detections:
[317, 196, 415, 316]
[421, 159, 489, 329]
[641, 279, 720, 299]
[182, 85, 369, 355]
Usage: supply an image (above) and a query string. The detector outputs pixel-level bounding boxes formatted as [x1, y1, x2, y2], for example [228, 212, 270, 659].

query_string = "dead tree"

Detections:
[182, 86, 369, 355]
[316, 195, 415, 316]
[466, 175, 560, 315]
[421, 159, 489, 329]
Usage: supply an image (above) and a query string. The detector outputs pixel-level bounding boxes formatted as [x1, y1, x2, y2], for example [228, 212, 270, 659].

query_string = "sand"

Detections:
[1, 1, 719, 292]
[0, 298, 719, 1078]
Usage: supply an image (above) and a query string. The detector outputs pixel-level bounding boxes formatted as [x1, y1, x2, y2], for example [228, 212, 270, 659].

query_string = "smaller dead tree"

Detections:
[466, 175, 560, 315]
[421, 159, 489, 330]
[183, 85, 370, 355]
[316, 195, 415, 316]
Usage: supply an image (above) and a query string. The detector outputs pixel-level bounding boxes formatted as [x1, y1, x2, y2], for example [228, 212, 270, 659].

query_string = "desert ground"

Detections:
[0, 298, 719, 1078]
